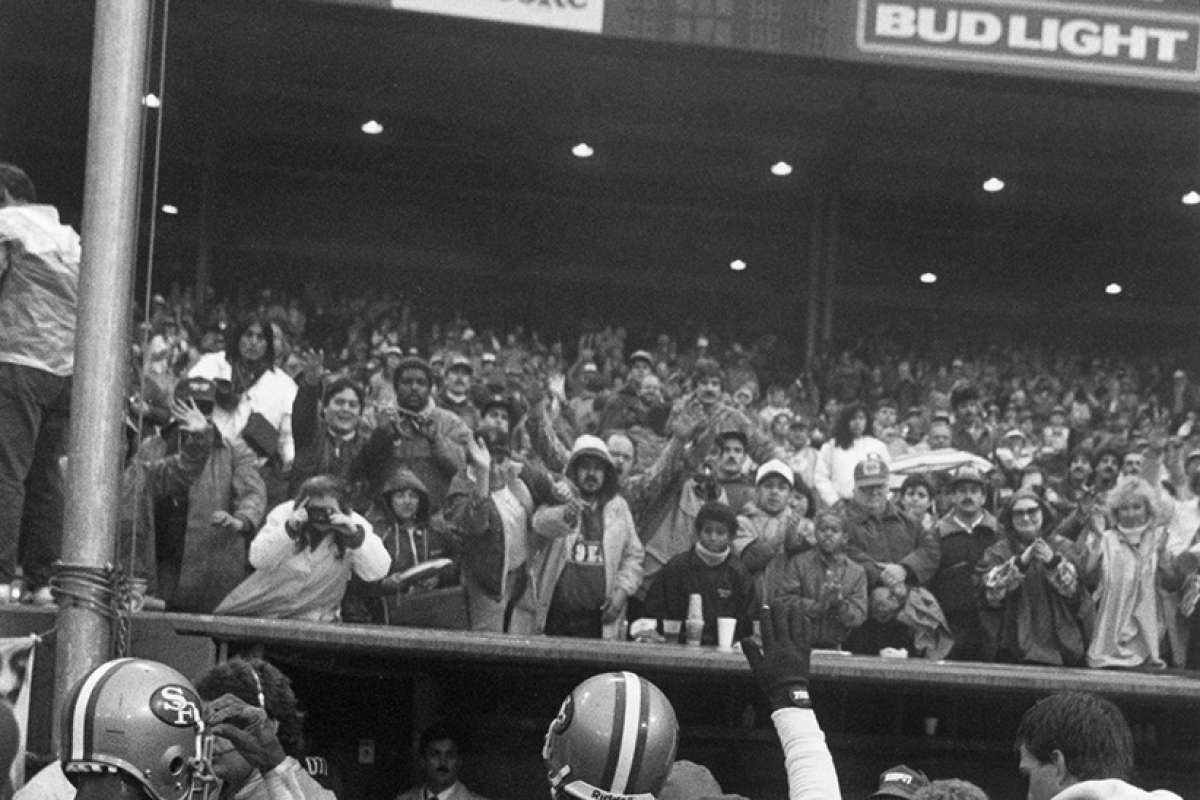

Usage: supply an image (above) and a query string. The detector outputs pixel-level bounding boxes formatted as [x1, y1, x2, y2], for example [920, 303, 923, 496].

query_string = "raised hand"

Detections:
[171, 397, 208, 433]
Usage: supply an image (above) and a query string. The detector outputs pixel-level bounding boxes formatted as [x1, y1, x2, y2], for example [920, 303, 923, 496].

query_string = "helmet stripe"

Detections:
[610, 671, 642, 794]
[625, 675, 651, 792]
[71, 659, 133, 761]
[599, 673, 626, 792]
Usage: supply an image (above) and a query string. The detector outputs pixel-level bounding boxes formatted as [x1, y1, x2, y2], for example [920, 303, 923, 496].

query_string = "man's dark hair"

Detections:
[0, 163, 36, 203]
[832, 402, 873, 450]
[195, 658, 303, 756]
[322, 377, 364, 410]
[419, 722, 466, 755]
[1014, 691, 1133, 781]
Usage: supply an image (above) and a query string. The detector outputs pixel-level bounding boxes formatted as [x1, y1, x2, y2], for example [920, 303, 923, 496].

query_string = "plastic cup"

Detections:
[685, 618, 704, 647]
[717, 617, 737, 651]
[663, 619, 682, 641]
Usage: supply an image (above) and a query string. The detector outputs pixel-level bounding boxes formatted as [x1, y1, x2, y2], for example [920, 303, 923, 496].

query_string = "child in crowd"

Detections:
[898, 474, 936, 534]
[344, 465, 460, 624]
[775, 512, 867, 649]
[643, 501, 754, 645]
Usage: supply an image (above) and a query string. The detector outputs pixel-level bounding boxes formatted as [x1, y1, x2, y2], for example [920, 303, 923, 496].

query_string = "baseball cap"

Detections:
[868, 764, 930, 799]
[854, 456, 889, 487]
[755, 459, 794, 488]
[448, 353, 473, 373]
[1185, 448, 1200, 465]
[630, 349, 654, 366]
[950, 464, 986, 487]
[481, 351, 496, 363]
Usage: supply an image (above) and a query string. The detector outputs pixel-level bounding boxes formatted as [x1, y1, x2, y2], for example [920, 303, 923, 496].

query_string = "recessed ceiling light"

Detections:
[361, 120, 383, 135]
[160, 204, 178, 215]
[770, 161, 793, 177]
[729, 259, 747, 271]
[1105, 282, 1122, 295]
[142, 93, 161, 109]
[1182, 190, 1200, 206]
[982, 177, 1005, 193]
[572, 142, 594, 159]
[919, 272, 937, 284]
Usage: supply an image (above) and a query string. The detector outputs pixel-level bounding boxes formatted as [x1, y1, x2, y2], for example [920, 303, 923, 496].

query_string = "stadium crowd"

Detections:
[3, 148, 1200, 674]
[8, 278, 1165, 674]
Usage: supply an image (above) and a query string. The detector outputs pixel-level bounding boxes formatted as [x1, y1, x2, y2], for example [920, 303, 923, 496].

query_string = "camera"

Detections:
[306, 506, 333, 528]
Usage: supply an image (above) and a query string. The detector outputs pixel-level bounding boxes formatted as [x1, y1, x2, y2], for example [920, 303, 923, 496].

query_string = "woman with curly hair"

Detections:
[813, 402, 889, 508]
[1082, 477, 1171, 669]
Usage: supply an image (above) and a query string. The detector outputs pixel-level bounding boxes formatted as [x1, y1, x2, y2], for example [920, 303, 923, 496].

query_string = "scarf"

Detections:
[1116, 521, 1150, 548]
[695, 541, 730, 567]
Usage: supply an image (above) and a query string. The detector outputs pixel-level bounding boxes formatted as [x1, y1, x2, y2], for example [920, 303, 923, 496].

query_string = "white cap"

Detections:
[755, 458, 794, 488]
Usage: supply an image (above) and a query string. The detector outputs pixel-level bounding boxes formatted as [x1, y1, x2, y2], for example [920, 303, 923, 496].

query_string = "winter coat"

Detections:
[775, 549, 867, 647]
[979, 530, 1090, 665]
[289, 379, 372, 500]
[643, 548, 755, 645]
[357, 397, 470, 508]
[166, 428, 267, 613]
[841, 499, 939, 587]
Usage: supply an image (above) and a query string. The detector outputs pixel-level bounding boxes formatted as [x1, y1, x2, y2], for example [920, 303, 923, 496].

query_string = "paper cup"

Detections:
[662, 619, 682, 638]
[717, 617, 737, 651]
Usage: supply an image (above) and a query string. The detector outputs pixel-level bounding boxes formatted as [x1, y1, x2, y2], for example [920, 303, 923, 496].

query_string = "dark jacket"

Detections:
[290, 379, 372, 502]
[443, 460, 556, 600]
[643, 548, 755, 645]
[841, 499, 940, 587]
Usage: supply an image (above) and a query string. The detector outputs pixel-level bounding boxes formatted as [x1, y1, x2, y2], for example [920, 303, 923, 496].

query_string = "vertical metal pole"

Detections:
[194, 134, 216, 306]
[804, 194, 824, 370]
[820, 194, 840, 345]
[53, 0, 153, 742]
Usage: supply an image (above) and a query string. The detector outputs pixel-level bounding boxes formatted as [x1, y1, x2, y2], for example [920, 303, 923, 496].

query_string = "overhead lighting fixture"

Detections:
[982, 177, 1005, 193]
[160, 204, 178, 215]
[1105, 282, 1122, 295]
[729, 259, 747, 271]
[142, 93, 161, 109]
[572, 142, 594, 159]
[1182, 190, 1200, 206]
[361, 120, 383, 135]
[919, 272, 937, 284]
[770, 161, 793, 177]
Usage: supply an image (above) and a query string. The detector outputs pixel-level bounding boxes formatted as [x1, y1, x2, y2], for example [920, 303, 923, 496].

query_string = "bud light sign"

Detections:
[857, 0, 1200, 82]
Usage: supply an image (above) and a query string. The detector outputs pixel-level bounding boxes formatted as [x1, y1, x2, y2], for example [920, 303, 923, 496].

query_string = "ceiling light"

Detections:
[572, 142, 594, 159]
[982, 177, 1005, 193]
[1182, 190, 1200, 206]
[361, 120, 383, 135]
[142, 93, 161, 109]
[160, 204, 178, 215]
[919, 272, 937, 284]
[1105, 282, 1122, 295]
[729, 259, 747, 271]
[770, 161, 793, 177]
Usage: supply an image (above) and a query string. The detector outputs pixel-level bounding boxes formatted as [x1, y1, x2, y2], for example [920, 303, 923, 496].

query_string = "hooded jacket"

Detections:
[512, 436, 644, 637]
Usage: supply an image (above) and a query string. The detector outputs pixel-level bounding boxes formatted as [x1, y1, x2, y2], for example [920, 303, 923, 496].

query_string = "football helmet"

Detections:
[543, 671, 678, 800]
[61, 658, 215, 800]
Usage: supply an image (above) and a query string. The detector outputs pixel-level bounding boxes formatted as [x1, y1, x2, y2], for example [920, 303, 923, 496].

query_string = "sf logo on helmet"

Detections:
[150, 684, 203, 727]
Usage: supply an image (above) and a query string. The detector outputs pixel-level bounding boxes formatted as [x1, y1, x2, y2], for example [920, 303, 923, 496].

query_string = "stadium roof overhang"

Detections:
[2, 0, 1199, 319]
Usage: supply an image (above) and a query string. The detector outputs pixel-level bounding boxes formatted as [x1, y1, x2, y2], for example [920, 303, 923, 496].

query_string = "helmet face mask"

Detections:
[61, 659, 219, 800]
[543, 672, 678, 800]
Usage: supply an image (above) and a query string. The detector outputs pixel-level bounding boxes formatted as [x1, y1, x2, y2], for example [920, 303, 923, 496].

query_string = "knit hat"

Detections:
[854, 455, 889, 487]
[694, 501, 737, 536]
[868, 764, 930, 799]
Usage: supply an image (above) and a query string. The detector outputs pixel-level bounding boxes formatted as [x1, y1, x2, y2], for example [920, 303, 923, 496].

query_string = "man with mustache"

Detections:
[513, 435, 644, 639]
[396, 725, 489, 800]
[928, 465, 999, 660]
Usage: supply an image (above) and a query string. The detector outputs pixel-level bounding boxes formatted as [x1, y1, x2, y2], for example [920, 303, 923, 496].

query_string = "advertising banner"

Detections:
[856, 0, 1200, 84]
[389, 0, 605, 34]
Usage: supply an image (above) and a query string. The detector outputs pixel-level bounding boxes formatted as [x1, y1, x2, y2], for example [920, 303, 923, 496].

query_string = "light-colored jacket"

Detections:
[0, 204, 81, 375]
[232, 757, 338, 800]
[512, 493, 644, 637]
